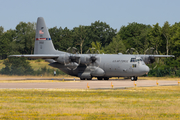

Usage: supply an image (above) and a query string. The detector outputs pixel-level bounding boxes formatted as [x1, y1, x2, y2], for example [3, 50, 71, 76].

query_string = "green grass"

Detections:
[0, 86, 180, 119]
[27, 59, 55, 71]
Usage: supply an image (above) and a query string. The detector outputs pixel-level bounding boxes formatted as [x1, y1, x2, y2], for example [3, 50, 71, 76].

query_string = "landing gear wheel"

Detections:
[104, 77, 109, 80]
[131, 76, 137, 81]
[97, 77, 102, 80]
[80, 78, 85, 80]
[87, 78, 92, 80]
[131, 77, 134, 81]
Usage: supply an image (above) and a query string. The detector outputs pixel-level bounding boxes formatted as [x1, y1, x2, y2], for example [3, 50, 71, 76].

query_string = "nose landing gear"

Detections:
[131, 76, 137, 81]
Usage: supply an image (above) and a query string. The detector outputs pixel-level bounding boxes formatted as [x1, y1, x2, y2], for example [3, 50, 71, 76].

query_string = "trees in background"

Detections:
[0, 29, 16, 59]
[0, 22, 35, 57]
[1, 57, 34, 75]
[73, 25, 88, 54]
[89, 21, 117, 47]
[104, 34, 126, 54]
[49, 27, 74, 52]
[162, 21, 171, 55]
[15, 22, 36, 54]
[118, 22, 151, 54]
[89, 41, 104, 54]
[3, 20, 180, 56]
[49, 21, 117, 54]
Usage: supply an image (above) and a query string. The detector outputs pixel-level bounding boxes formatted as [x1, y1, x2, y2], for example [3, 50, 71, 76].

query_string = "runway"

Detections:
[0, 78, 179, 89]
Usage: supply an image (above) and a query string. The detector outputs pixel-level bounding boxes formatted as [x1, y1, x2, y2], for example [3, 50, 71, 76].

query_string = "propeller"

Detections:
[67, 47, 79, 54]
[64, 53, 80, 70]
[57, 53, 80, 70]
[144, 47, 159, 69]
[86, 54, 100, 68]
[126, 48, 139, 54]
[86, 47, 100, 54]
[61, 47, 80, 70]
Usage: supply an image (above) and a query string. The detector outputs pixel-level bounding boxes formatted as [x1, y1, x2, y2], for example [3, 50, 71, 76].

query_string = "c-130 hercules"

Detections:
[10, 17, 174, 81]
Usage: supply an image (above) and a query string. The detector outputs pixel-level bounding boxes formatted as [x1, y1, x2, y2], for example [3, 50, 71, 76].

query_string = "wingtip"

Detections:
[8, 55, 23, 57]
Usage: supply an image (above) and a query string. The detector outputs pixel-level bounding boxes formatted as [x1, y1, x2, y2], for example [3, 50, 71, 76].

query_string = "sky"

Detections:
[1, 0, 180, 31]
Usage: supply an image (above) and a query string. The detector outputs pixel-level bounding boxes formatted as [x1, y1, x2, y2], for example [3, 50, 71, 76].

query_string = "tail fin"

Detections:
[34, 17, 64, 54]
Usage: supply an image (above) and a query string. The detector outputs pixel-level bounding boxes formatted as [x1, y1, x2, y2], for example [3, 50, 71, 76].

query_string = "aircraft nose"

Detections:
[140, 65, 150, 75]
[145, 65, 150, 73]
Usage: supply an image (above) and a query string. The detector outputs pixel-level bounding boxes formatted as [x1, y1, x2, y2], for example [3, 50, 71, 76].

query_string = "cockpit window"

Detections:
[131, 58, 143, 62]
[130, 58, 137, 62]
[137, 59, 142, 62]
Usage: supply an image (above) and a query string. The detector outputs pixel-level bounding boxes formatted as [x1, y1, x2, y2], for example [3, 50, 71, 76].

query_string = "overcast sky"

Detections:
[1, 0, 180, 31]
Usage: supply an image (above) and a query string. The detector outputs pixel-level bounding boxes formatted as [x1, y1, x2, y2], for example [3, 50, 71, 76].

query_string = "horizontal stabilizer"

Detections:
[9, 54, 59, 59]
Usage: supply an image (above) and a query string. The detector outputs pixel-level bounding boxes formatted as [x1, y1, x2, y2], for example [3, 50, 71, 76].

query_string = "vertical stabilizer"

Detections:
[34, 17, 63, 54]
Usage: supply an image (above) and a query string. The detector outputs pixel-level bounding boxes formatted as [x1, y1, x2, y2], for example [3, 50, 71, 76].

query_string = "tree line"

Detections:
[1, 20, 180, 76]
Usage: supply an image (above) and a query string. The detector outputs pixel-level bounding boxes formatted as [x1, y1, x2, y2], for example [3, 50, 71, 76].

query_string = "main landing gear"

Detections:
[97, 77, 109, 80]
[131, 76, 137, 81]
[80, 77, 92, 80]
[80, 77, 109, 80]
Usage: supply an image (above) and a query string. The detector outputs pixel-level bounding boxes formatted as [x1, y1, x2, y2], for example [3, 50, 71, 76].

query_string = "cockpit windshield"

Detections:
[130, 57, 145, 65]
[130, 58, 143, 62]
[137, 59, 143, 62]
[130, 58, 137, 62]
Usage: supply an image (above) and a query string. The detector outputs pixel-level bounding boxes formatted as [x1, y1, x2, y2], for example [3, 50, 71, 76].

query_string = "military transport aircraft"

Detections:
[9, 17, 174, 81]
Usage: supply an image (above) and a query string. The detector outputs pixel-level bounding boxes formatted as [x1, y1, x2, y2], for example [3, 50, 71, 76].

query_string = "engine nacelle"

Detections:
[79, 55, 100, 65]
[56, 54, 80, 70]
[56, 54, 78, 64]
[79, 56, 91, 64]
[149, 56, 155, 63]
[56, 54, 67, 64]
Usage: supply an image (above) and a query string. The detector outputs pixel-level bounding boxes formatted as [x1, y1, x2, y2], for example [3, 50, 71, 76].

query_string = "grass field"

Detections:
[0, 86, 180, 119]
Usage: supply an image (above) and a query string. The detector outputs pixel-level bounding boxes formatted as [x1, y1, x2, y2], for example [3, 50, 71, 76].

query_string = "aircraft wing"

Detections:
[9, 54, 59, 59]
[134, 54, 174, 64]
[135, 55, 175, 58]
